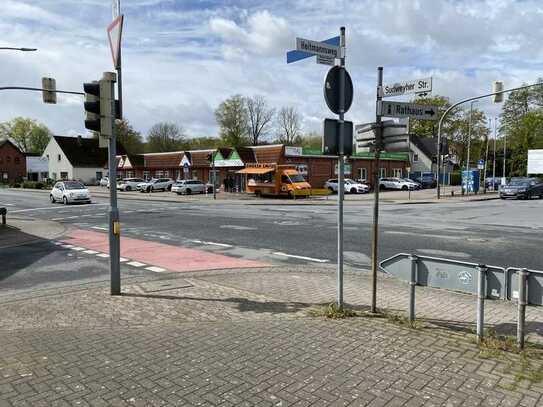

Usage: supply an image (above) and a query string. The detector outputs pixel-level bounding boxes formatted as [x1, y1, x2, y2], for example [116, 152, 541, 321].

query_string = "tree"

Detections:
[276, 106, 302, 145]
[245, 95, 274, 145]
[0, 117, 52, 154]
[115, 119, 144, 154]
[299, 131, 321, 149]
[215, 95, 249, 147]
[146, 122, 186, 152]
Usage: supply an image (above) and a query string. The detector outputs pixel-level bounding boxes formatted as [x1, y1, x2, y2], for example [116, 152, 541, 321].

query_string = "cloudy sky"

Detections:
[1, 0, 543, 140]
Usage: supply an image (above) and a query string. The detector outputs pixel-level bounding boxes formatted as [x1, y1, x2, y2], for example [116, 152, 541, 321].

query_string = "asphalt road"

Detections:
[1, 188, 542, 292]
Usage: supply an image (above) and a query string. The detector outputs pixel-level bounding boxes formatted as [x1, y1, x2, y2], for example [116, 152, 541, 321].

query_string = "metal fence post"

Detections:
[476, 265, 487, 345]
[408, 254, 418, 323]
[517, 268, 529, 350]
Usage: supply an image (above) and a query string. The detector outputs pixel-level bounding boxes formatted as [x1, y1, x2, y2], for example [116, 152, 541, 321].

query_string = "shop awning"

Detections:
[236, 167, 274, 175]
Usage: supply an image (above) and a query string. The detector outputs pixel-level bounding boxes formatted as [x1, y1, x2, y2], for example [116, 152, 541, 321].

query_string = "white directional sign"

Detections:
[296, 37, 339, 59]
[382, 77, 432, 98]
[379, 101, 438, 121]
[316, 54, 335, 66]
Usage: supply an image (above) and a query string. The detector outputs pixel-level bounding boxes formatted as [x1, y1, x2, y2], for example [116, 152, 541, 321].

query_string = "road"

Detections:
[1, 188, 542, 293]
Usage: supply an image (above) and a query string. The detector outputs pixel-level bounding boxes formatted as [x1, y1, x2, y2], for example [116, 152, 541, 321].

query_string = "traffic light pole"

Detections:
[371, 67, 383, 314]
[104, 72, 121, 295]
[212, 153, 216, 200]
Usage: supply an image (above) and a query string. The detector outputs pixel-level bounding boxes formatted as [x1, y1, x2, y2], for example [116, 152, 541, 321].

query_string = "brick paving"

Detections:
[1, 267, 543, 406]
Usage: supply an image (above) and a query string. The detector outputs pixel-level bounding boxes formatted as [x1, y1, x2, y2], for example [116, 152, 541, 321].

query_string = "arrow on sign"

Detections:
[424, 108, 436, 117]
[287, 36, 340, 64]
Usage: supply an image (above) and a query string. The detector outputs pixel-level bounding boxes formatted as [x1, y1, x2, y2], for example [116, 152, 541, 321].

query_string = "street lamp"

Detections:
[0, 47, 37, 51]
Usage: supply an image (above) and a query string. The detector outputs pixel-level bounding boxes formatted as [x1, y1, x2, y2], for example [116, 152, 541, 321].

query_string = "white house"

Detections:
[42, 135, 109, 184]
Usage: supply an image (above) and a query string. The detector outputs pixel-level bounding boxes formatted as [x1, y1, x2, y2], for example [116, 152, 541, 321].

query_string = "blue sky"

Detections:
[2, 0, 543, 140]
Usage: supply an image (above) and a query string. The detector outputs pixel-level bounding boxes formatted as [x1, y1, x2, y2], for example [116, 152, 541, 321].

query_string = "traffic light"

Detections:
[492, 81, 504, 103]
[42, 77, 57, 104]
[83, 72, 118, 147]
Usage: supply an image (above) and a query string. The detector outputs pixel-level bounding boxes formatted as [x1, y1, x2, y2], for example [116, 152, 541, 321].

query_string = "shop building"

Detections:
[112, 144, 409, 190]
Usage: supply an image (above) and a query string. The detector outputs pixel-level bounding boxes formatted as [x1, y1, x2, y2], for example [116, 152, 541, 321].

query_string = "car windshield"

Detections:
[509, 180, 529, 186]
[288, 174, 306, 183]
[64, 182, 85, 190]
[148, 179, 158, 183]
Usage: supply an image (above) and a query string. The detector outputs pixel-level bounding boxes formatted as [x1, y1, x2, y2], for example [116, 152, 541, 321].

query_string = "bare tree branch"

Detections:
[246, 95, 275, 145]
[277, 106, 302, 145]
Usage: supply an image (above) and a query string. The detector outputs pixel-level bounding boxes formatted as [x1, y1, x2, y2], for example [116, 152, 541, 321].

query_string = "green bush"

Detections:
[21, 181, 46, 190]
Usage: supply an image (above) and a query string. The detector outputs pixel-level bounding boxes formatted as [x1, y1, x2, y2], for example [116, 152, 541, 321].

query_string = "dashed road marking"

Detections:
[51, 217, 65, 221]
[70, 247, 85, 251]
[220, 225, 257, 231]
[119, 257, 128, 262]
[91, 226, 108, 231]
[61, 244, 74, 249]
[83, 250, 98, 254]
[145, 266, 166, 273]
[96, 253, 109, 258]
[272, 252, 329, 263]
[189, 240, 232, 248]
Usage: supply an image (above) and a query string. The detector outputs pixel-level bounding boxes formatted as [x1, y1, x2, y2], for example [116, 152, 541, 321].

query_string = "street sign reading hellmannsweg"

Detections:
[382, 77, 432, 98]
[379, 101, 438, 121]
[296, 37, 339, 59]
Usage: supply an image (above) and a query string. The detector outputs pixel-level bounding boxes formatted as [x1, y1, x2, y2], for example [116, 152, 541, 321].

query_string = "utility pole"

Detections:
[492, 117, 497, 190]
[370, 66, 383, 314]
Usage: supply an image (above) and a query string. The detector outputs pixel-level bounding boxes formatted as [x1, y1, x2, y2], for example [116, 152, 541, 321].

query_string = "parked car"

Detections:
[414, 172, 437, 189]
[99, 177, 109, 187]
[379, 177, 420, 190]
[50, 180, 91, 204]
[117, 178, 144, 192]
[401, 178, 422, 190]
[500, 177, 543, 200]
[324, 178, 369, 194]
[171, 180, 214, 195]
[137, 178, 174, 193]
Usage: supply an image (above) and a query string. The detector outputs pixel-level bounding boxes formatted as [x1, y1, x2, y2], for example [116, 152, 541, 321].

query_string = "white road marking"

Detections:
[272, 252, 329, 263]
[220, 225, 257, 231]
[81, 214, 93, 217]
[145, 266, 166, 273]
[53, 241, 63, 245]
[91, 226, 108, 231]
[119, 257, 128, 262]
[61, 244, 74, 249]
[189, 239, 232, 248]
[96, 253, 109, 258]
[64, 216, 78, 220]
[51, 217, 65, 221]
[127, 261, 146, 267]
[11, 204, 107, 213]
[83, 250, 98, 254]
[70, 247, 85, 251]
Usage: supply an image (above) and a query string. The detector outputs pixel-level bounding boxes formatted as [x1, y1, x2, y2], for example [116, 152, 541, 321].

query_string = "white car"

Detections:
[171, 180, 213, 195]
[50, 180, 92, 204]
[379, 177, 419, 191]
[117, 178, 144, 192]
[324, 178, 370, 194]
[137, 178, 174, 193]
[99, 177, 109, 187]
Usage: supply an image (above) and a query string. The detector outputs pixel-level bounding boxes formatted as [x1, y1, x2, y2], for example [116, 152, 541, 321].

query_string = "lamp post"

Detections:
[0, 47, 37, 52]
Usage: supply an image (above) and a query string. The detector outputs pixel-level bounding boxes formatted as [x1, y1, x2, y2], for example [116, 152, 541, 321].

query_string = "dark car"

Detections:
[414, 172, 437, 189]
[500, 177, 543, 200]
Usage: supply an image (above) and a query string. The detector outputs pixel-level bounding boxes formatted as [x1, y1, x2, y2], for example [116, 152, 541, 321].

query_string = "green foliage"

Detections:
[449, 171, 462, 186]
[299, 131, 321, 150]
[21, 181, 45, 190]
[145, 122, 186, 153]
[0, 117, 52, 154]
[115, 119, 144, 154]
[307, 303, 359, 319]
[215, 95, 249, 147]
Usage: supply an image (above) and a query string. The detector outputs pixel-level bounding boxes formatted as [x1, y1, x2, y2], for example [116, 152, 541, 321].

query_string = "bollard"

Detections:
[0, 207, 6, 225]
[476, 265, 487, 345]
[451, 190, 454, 197]
[408, 254, 418, 323]
[517, 268, 529, 350]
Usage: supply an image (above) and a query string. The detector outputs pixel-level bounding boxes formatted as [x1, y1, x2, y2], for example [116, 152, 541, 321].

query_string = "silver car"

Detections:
[171, 180, 213, 195]
[137, 178, 174, 193]
[117, 178, 144, 192]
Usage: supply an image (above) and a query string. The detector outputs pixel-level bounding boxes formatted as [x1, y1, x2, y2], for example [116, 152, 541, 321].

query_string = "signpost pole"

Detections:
[371, 67, 383, 314]
[492, 118, 497, 190]
[336, 27, 346, 308]
[476, 265, 487, 344]
[213, 152, 216, 200]
[517, 268, 528, 350]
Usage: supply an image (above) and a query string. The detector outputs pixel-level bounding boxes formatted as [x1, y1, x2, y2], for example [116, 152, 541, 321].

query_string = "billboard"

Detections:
[528, 149, 543, 174]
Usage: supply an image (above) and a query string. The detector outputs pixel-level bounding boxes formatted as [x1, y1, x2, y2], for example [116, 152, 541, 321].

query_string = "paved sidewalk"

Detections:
[1, 266, 543, 406]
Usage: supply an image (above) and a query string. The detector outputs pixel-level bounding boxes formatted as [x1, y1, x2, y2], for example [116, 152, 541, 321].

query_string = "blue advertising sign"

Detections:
[462, 170, 480, 193]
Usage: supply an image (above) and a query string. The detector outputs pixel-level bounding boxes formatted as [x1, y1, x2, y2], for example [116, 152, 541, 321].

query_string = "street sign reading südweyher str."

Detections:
[382, 77, 432, 97]
[379, 101, 439, 121]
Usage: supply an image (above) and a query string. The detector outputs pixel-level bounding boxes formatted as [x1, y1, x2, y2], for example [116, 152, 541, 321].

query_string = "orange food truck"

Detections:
[237, 163, 311, 197]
